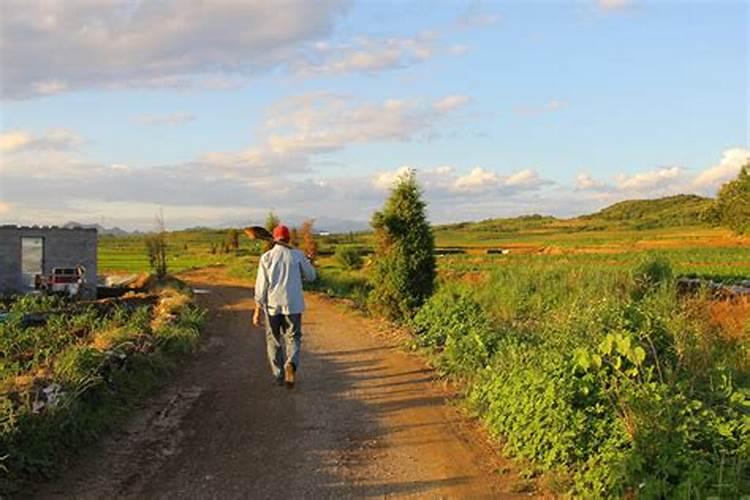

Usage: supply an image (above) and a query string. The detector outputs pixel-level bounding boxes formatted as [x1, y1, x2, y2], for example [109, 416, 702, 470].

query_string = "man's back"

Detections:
[255, 245, 316, 315]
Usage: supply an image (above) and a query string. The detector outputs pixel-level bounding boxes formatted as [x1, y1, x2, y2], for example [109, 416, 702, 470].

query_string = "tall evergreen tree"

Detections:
[368, 169, 436, 321]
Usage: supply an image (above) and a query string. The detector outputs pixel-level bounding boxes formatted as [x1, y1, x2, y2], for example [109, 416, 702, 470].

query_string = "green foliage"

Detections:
[411, 257, 750, 497]
[305, 267, 371, 308]
[713, 164, 750, 235]
[334, 246, 364, 270]
[584, 194, 714, 228]
[368, 170, 436, 321]
[0, 283, 205, 493]
[263, 211, 281, 252]
[630, 255, 673, 299]
[410, 285, 497, 375]
[144, 232, 168, 278]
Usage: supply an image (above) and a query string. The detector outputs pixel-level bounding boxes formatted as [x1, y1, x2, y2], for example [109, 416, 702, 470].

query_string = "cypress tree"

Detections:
[368, 169, 436, 321]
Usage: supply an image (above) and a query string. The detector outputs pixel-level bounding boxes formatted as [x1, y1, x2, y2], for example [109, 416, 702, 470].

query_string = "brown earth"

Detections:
[33, 268, 528, 499]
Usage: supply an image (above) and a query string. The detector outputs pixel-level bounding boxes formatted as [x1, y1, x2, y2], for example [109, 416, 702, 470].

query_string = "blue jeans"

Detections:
[264, 312, 302, 380]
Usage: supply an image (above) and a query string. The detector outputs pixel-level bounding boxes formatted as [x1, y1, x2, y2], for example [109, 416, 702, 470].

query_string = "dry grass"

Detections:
[708, 298, 750, 340]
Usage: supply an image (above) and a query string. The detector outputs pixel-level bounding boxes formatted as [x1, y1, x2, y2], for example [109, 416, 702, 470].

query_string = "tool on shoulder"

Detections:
[243, 226, 294, 249]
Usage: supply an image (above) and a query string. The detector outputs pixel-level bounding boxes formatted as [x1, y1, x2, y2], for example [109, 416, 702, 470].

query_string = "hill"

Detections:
[435, 194, 714, 236]
[580, 194, 713, 229]
[63, 221, 130, 236]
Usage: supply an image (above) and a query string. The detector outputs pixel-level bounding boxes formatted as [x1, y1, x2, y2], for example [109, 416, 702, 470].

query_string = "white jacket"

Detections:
[254, 245, 316, 315]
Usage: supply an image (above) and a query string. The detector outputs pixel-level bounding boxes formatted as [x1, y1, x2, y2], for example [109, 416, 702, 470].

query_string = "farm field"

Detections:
[90, 219, 750, 497]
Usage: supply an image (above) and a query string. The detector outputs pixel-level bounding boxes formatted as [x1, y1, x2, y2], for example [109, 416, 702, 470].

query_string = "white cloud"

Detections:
[136, 113, 196, 127]
[616, 166, 682, 191]
[1, 0, 349, 99]
[294, 34, 437, 76]
[0, 129, 83, 155]
[1, 91, 474, 227]
[513, 100, 567, 116]
[373, 165, 549, 195]
[372, 166, 415, 190]
[692, 147, 750, 192]
[575, 172, 609, 191]
[0, 131, 32, 153]
[505, 169, 542, 187]
[260, 93, 467, 158]
[454, 167, 500, 190]
[0, 202, 12, 215]
[433, 95, 471, 113]
[598, 0, 633, 10]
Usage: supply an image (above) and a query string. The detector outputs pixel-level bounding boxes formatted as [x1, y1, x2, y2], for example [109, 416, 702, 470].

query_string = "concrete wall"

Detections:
[0, 226, 97, 298]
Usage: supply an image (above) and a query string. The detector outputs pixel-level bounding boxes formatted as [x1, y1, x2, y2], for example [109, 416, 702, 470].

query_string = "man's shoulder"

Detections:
[261, 245, 293, 261]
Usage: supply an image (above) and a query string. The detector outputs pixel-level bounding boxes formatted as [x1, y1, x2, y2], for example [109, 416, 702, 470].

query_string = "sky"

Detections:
[0, 0, 748, 231]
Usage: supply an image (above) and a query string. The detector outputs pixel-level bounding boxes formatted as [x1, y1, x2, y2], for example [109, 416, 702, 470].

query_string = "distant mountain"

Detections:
[218, 216, 369, 234]
[63, 221, 130, 236]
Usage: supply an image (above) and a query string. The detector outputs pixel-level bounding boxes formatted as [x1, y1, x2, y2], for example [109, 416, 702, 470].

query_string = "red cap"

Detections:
[273, 224, 290, 242]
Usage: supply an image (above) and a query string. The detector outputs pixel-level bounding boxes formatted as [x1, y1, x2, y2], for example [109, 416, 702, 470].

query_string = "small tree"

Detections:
[300, 219, 318, 262]
[290, 227, 300, 247]
[335, 246, 363, 270]
[145, 211, 168, 279]
[226, 229, 240, 251]
[264, 211, 281, 251]
[368, 169, 435, 321]
[713, 164, 750, 235]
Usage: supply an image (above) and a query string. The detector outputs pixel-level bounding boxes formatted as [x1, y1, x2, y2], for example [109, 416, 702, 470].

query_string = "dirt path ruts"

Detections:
[35, 268, 524, 499]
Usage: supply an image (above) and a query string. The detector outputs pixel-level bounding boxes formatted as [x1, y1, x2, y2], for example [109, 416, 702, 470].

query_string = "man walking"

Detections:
[253, 225, 316, 388]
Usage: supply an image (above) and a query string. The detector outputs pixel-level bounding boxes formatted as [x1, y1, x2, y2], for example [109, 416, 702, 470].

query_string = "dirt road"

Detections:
[36, 268, 523, 498]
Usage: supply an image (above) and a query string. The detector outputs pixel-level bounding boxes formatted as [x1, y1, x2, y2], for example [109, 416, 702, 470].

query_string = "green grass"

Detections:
[414, 257, 750, 497]
[0, 282, 205, 494]
[98, 230, 264, 274]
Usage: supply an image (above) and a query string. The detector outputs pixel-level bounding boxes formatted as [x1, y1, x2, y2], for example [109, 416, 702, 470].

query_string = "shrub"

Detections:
[630, 255, 673, 299]
[300, 219, 318, 262]
[335, 246, 363, 270]
[368, 169, 436, 321]
[712, 164, 750, 235]
[411, 285, 497, 375]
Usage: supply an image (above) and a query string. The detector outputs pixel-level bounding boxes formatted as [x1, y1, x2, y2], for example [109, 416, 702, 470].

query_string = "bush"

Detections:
[630, 255, 673, 299]
[410, 285, 497, 375]
[335, 246, 364, 270]
[712, 164, 750, 235]
[368, 169, 436, 321]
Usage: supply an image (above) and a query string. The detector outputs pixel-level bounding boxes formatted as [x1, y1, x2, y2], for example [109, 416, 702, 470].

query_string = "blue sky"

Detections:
[0, 0, 748, 230]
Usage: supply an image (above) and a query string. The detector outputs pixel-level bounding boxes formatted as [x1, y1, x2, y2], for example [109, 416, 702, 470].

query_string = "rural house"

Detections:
[0, 226, 97, 298]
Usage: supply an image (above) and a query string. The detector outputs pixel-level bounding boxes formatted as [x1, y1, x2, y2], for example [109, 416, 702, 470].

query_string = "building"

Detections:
[0, 226, 98, 298]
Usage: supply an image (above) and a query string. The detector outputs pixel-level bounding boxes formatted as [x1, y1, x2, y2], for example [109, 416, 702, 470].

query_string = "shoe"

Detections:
[274, 377, 284, 387]
[284, 363, 296, 389]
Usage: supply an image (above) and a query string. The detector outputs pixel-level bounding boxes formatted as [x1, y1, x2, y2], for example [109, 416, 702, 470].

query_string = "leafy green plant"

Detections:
[407, 256, 750, 497]
[334, 246, 364, 270]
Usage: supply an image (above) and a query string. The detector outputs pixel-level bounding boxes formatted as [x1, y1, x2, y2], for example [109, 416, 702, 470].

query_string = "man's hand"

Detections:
[252, 308, 261, 327]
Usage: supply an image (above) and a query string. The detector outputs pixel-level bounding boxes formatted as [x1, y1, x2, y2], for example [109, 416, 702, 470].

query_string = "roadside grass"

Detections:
[412, 256, 750, 497]
[0, 279, 205, 494]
